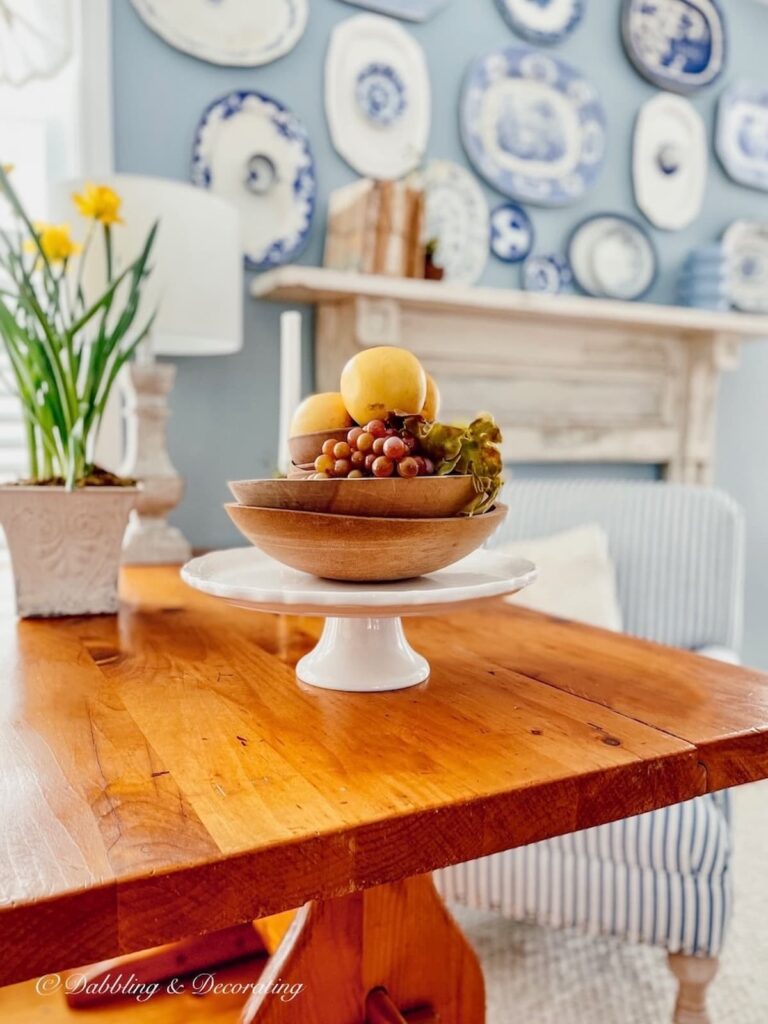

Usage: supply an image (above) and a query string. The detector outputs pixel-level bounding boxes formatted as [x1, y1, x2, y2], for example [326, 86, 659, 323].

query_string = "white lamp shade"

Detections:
[49, 174, 243, 356]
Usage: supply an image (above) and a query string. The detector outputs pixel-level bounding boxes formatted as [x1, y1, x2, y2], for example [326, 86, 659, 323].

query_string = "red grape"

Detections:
[402, 433, 417, 453]
[422, 458, 435, 476]
[372, 456, 394, 478]
[383, 436, 406, 460]
[350, 450, 365, 467]
[397, 457, 419, 478]
[372, 437, 387, 455]
[314, 453, 334, 474]
[334, 459, 351, 477]
[347, 427, 363, 447]
[356, 431, 374, 453]
[365, 419, 387, 439]
[321, 438, 336, 456]
[333, 441, 351, 459]
[364, 453, 377, 472]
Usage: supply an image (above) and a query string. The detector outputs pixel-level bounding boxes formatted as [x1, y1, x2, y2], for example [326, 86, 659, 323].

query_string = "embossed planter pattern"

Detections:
[0, 486, 138, 618]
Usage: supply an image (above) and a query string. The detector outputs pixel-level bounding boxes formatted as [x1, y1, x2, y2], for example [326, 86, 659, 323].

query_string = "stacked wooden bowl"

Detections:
[227, 474, 507, 583]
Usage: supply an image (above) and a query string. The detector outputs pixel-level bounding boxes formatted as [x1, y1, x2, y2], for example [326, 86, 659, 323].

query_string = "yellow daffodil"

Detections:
[24, 223, 82, 263]
[72, 182, 124, 225]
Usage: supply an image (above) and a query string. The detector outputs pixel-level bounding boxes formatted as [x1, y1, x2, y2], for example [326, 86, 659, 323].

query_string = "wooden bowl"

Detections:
[229, 476, 478, 519]
[225, 504, 508, 581]
[288, 429, 351, 467]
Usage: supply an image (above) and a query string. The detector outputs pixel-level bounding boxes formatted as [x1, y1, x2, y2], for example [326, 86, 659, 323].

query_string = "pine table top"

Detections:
[2, 565, 768, 987]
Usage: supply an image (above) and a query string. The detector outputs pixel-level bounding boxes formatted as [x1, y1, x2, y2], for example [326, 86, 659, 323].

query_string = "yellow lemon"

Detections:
[420, 374, 441, 422]
[290, 392, 353, 436]
[340, 346, 427, 425]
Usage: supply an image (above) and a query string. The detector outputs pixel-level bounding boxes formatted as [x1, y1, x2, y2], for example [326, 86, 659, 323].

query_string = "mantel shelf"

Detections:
[252, 265, 764, 484]
[252, 265, 768, 341]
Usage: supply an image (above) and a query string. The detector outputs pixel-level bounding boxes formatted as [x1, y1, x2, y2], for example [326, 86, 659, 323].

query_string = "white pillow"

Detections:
[499, 523, 623, 632]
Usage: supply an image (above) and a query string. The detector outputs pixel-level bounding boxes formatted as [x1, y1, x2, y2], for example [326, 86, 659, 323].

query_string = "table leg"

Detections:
[242, 874, 485, 1024]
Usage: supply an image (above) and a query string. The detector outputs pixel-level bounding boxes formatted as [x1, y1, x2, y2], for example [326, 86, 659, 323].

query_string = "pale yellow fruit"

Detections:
[290, 392, 353, 437]
[340, 346, 427, 425]
[420, 374, 441, 422]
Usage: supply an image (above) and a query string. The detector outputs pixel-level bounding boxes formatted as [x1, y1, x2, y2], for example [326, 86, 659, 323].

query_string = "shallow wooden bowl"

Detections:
[288, 429, 351, 467]
[225, 504, 508, 581]
[229, 476, 478, 519]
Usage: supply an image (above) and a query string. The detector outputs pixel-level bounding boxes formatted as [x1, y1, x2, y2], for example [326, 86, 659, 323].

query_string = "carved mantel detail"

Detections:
[253, 268, 768, 485]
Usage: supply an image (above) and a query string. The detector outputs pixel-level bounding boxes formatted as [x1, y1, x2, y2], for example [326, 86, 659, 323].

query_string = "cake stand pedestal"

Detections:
[182, 548, 537, 693]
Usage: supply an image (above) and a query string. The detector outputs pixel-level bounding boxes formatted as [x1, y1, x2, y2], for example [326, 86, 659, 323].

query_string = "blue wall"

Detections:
[113, 0, 768, 665]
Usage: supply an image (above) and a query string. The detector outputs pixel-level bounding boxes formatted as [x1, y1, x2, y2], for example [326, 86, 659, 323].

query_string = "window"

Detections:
[0, 0, 116, 484]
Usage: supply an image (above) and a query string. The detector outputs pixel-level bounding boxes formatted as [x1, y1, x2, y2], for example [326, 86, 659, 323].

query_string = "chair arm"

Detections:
[693, 645, 741, 665]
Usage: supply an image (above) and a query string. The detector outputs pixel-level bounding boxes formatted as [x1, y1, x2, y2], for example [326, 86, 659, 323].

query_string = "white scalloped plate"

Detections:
[418, 160, 489, 284]
[130, 0, 307, 66]
[633, 93, 707, 231]
[723, 221, 768, 313]
[325, 14, 430, 180]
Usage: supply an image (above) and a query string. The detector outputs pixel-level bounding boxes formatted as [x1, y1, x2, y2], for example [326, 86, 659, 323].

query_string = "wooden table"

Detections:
[2, 566, 768, 1023]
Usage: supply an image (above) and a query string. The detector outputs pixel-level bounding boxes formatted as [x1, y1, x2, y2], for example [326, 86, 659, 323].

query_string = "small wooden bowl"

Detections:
[230, 476, 478, 519]
[288, 429, 351, 467]
[225, 504, 507, 581]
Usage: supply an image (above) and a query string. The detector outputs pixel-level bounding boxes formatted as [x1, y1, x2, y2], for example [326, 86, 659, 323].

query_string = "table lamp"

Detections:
[50, 174, 243, 563]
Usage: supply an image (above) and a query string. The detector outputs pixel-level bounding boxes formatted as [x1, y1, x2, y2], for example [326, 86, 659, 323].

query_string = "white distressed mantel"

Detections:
[252, 266, 768, 483]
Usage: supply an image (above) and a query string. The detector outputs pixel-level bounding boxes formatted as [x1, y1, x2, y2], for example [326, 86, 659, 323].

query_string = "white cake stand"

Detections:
[182, 548, 536, 693]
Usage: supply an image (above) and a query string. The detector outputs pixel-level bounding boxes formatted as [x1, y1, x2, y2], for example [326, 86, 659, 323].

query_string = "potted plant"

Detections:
[424, 238, 444, 281]
[0, 167, 157, 617]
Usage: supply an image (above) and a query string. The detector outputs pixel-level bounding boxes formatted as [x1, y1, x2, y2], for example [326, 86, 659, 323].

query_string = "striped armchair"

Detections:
[435, 481, 745, 1024]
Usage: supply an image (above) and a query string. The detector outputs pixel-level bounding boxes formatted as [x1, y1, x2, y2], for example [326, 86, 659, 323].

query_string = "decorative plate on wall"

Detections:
[633, 93, 707, 231]
[621, 0, 726, 94]
[191, 90, 316, 271]
[568, 213, 657, 300]
[130, 0, 308, 66]
[460, 47, 606, 206]
[419, 160, 489, 284]
[490, 202, 534, 262]
[0, 0, 72, 85]
[522, 253, 572, 293]
[716, 81, 768, 192]
[338, 0, 449, 21]
[495, 0, 586, 45]
[326, 14, 430, 180]
[723, 221, 768, 313]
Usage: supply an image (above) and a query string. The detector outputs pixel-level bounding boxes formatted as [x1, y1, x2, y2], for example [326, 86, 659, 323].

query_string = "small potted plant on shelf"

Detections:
[0, 167, 157, 617]
[424, 238, 445, 281]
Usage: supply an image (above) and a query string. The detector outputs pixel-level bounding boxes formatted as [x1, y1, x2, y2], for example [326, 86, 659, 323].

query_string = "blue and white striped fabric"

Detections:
[435, 482, 744, 957]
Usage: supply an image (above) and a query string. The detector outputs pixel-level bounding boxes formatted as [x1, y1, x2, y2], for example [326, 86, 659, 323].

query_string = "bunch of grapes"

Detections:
[312, 420, 436, 480]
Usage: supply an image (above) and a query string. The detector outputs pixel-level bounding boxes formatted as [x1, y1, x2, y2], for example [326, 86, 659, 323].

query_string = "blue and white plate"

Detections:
[130, 0, 308, 66]
[495, 0, 585, 45]
[716, 81, 768, 193]
[490, 202, 534, 263]
[723, 221, 768, 313]
[338, 0, 448, 21]
[460, 47, 606, 207]
[326, 14, 430, 179]
[191, 90, 316, 271]
[523, 253, 572, 294]
[568, 213, 657, 300]
[420, 160, 489, 284]
[621, 0, 726, 94]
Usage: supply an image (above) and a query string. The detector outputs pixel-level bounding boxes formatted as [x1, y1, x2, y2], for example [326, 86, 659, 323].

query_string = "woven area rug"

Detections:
[453, 781, 768, 1023]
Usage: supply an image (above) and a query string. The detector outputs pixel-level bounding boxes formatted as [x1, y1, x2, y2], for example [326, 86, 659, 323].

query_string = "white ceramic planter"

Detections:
[0, 486, 138, 618]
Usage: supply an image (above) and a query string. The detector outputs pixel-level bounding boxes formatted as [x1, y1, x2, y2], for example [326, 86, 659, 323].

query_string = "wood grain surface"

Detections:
[1, 566, 767, 989]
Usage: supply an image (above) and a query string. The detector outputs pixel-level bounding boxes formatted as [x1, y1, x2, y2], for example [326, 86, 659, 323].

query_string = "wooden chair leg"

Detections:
[241, 874, 485, 1024]
[667, 953, 719, 1024]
